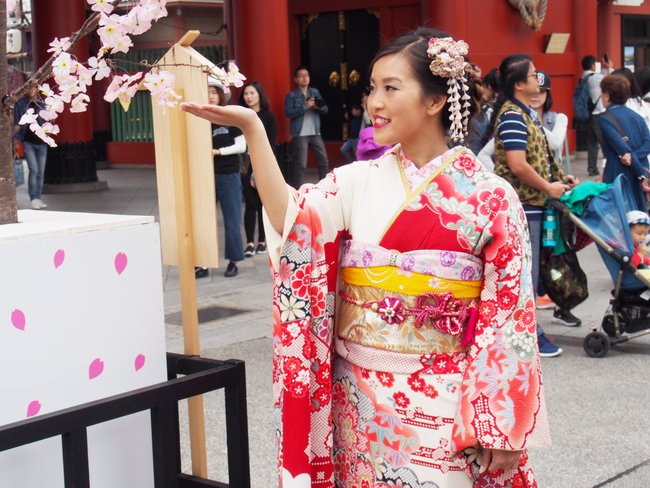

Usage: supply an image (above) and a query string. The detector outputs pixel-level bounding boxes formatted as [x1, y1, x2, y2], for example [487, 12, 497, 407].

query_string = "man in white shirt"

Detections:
[581, 55, 613, 176]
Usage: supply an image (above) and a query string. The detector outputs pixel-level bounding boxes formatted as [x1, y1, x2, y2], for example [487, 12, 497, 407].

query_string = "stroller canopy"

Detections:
[580, 174, 646, 290]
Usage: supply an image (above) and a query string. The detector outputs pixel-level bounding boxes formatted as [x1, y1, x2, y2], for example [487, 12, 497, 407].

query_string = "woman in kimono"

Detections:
[183, 27, 549, 488]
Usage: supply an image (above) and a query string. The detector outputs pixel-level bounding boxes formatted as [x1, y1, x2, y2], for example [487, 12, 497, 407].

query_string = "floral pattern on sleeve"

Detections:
[446, 170, 549, 451]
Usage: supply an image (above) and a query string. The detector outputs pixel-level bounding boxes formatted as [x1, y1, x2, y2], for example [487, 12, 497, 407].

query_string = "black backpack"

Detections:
[573, 73, 597, 122]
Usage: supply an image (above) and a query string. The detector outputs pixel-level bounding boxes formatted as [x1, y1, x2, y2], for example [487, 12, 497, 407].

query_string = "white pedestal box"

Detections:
[0, 210, 168, 488]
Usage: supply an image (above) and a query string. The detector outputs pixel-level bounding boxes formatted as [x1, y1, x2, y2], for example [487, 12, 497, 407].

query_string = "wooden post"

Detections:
[168, 89, 208, 476]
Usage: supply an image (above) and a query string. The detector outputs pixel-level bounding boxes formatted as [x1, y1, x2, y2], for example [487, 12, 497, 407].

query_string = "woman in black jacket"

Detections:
[196, 78, 246, 279]
[238, 81, 278, 257]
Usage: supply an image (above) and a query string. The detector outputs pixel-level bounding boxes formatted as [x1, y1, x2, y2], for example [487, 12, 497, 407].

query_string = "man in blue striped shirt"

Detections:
[493, 54, 578, 358]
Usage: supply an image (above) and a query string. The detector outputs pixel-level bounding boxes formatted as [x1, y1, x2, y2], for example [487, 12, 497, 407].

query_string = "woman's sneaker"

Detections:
[194, 267, 209, 279]
[255, 242, 267, 254]
[552, 308, 582, 327]
[244, 243, 255, 257]
[538, 334, 563, 357]
[536, 294, 555, 310]
[224, 261, 238, 278]
[30, 199, 47, 209]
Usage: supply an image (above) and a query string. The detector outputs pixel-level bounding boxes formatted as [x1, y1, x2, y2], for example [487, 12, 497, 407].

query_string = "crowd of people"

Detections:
[190, 44, 650, 361]
[174, 29, 650, 488]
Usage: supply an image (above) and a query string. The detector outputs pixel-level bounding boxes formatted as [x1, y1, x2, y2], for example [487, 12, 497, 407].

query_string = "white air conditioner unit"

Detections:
[7, 16, 21, 28]
[613, 0, 645, 6]
[7, 28, 22, 54]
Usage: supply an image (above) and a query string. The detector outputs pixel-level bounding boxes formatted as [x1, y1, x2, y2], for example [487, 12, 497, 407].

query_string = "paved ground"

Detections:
[15, 154, 650, 487]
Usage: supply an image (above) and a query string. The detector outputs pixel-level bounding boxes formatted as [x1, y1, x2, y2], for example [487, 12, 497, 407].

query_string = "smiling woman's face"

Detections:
[367, 54, 433, 148]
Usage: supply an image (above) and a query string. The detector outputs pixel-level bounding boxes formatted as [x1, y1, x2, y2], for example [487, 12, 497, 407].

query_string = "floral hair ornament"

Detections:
[427, 37, 471, 143]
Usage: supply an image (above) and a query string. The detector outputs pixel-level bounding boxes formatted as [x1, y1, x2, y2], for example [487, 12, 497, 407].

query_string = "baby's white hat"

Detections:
[627, 210, 650, 226]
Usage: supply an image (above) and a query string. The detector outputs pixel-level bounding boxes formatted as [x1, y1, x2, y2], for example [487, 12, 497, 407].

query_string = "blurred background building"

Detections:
[10, 0, 650, 175]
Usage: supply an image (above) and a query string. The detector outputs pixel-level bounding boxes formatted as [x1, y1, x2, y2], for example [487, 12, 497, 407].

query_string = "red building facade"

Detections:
[30, 0, 650, 166]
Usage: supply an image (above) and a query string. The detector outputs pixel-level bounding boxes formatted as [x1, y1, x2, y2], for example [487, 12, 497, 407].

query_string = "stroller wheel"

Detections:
[601, 315, 617, 337]
[583, 331, 610, 358]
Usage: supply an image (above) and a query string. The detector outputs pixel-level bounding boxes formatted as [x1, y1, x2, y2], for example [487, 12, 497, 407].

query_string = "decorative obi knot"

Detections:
[339, 290, 479, 346]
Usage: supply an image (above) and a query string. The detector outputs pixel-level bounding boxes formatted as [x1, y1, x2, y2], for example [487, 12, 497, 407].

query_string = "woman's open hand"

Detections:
[480, 448, 522, 474]
[180, 102, 258, 131]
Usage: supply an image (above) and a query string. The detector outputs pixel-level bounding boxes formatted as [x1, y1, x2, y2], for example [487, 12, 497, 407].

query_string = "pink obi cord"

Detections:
[339, 291, 479, 347]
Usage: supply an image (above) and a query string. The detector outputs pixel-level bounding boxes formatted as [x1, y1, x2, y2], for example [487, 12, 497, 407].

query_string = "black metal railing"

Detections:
[0, 353, 250, 488]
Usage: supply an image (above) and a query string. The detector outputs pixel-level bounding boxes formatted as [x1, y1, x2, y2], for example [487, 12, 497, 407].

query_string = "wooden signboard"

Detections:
[150, 31, 219, 269]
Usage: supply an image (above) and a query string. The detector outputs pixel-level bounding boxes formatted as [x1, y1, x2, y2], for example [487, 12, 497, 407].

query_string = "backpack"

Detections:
[573, 73, 596, 122]
[539, 211, 589, 310]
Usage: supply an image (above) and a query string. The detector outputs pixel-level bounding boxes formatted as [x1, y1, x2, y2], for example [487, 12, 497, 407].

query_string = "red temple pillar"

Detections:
[228, 0, 292, 140]
[33, 0, 102, 186]
[33, 0, 91, 143]
[423, 0, 468, 40]
[573, 0, 598, 72]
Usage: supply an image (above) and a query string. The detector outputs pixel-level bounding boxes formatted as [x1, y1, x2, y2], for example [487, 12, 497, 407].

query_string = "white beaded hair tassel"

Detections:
[427, 37, 471, 143]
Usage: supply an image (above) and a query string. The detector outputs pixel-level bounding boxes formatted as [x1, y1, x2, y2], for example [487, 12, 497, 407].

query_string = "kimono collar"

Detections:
[399, 146, 461, 191]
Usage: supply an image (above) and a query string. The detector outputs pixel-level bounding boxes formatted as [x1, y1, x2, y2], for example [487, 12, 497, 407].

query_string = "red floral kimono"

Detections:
[264, 146, 550, 487]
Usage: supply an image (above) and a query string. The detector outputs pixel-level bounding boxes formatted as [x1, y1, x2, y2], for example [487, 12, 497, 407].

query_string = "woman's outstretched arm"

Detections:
[180, 103, 288, 234]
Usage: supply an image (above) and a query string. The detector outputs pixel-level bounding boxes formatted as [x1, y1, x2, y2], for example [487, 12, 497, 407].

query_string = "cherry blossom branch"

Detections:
[4, 0, 121, 111]
[5, 0, 245, 147]
[111, 57, 223, 73]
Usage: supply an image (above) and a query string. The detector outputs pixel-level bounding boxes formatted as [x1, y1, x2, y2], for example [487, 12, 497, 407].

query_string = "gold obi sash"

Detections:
[337, 266, 481, 355]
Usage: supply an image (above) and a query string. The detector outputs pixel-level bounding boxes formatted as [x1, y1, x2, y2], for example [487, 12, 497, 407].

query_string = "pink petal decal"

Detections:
[11, 309, 25, 331]
[114, 252, 128, 276]
[26, 400, 41, 418]
[134, 354, 145, 372]
[54, 249, 65, 269]
[88, 358, 104, 380]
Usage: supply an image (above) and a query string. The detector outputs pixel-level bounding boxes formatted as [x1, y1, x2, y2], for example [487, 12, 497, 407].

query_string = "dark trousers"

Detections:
[241, 172, 264, 243]
[290, 135, 329, 188]
[587, 113, 604, 174]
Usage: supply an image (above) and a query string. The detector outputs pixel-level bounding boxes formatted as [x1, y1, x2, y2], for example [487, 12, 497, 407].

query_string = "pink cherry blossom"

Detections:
[52, 52, 74, 80]
[97, 13, 127, 49]
[39, 84, 55, 98]
[75, 63, 94, 89]
[104, 72, 144, 111]
[18, 108, 38, 126]
[226, 62, 246, 88]
[47, 37, 71, 55]
[126, 8, 153, 36]
[57, 83, 83, 103]
[44, 95, 65, 114]
[111, 35, 134, 54]
[30, 122, 59, 147]
[70, 93, 91, 113]
[38, 107, 58, 121]
[144, 71, 181, 109]
[88, 56, 111, 81]
[87, 0, 115, 15]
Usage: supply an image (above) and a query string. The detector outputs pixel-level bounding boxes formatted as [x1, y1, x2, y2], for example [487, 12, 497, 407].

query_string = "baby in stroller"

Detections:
[627, 210, 650, 269]
[559, 175, 650, 356]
